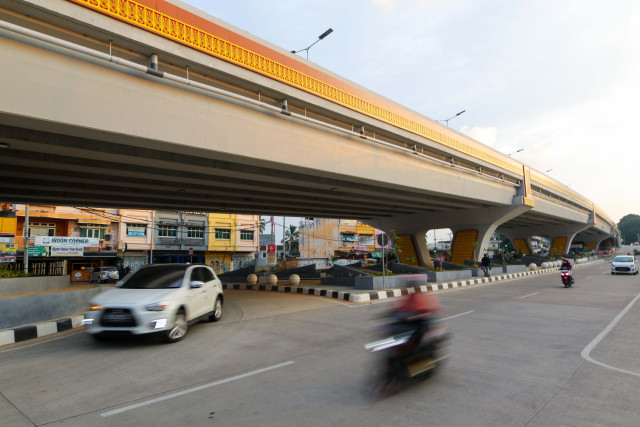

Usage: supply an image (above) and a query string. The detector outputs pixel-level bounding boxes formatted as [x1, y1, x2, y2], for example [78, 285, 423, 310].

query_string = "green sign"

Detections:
[28, 246, 50, 257]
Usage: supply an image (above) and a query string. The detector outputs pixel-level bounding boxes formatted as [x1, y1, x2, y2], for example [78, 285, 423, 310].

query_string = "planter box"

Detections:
[426, 270, 473, 283]
[501, 265, 526, 274]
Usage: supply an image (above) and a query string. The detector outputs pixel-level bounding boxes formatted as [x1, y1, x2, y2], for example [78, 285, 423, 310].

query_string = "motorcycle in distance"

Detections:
[364, 293, 450, 398]
[560, 267, 574, 287]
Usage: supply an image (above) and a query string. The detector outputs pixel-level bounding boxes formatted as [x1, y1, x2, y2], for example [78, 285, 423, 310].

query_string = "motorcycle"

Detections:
[364, 319, 449, 398]
[560, 268, 574, 287]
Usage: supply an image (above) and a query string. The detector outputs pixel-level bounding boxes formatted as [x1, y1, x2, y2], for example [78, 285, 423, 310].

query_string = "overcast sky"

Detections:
[184, 0, 639, 233]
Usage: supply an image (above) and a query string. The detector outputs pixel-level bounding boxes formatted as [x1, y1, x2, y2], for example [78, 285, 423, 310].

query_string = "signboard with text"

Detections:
[0, 243, 17, 263]
[51, 246, 84, 257]
[28, 246, 50, 257]
[35, 236, 99, 247]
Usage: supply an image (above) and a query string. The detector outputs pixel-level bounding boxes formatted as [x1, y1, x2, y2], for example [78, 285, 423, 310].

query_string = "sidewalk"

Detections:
[0, 261, 601, 348]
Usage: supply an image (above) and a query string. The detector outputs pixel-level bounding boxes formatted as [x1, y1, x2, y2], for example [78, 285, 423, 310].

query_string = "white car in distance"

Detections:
[611, 255, 638, 275]
[84, 264, 224, 343]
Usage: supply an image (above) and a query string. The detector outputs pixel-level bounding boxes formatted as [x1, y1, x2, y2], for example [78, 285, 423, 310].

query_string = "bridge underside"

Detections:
[0, 119, 491, 219]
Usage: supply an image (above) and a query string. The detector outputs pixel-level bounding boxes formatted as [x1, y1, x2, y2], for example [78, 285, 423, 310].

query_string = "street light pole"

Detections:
[437, 110, 466, 127]
[508, 148, 524, 157]
[291, 28, 333, 60]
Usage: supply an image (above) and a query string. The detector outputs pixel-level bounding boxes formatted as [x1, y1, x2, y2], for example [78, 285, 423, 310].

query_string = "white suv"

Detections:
[84, 264, 223, 343]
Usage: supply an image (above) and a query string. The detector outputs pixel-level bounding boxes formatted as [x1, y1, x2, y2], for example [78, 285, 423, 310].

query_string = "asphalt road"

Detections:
[1, 256, 640, 426]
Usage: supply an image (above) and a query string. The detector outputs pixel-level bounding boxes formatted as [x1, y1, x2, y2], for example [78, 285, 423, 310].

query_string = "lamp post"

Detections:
[291, 28, 333, 60]
[437, 110, 465, 127]
[508, 148, 524, 157]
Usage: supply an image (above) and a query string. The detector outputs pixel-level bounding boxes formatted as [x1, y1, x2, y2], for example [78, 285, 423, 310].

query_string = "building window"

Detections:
[158, 225, 177, 237]
[29, 222, 55, 237]
[215, 229, 231, 239]
[127, 223, 147, 237]
[240, 230, 254, 240]
[80, 224, 106, 239]
[188, 227, 204, 239]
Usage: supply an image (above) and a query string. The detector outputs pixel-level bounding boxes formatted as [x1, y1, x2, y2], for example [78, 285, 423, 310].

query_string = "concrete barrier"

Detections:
[0, 286, 100, 329]
[0, 275, 71, 296]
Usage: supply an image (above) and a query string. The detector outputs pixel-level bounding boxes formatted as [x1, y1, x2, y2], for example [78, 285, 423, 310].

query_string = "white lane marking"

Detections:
[0, 331, 84, 354]
[519, 292, 540, 299]
[439, 310, 474, 322]
[100, 361, 295, 417]
[581, 290, 640, 377]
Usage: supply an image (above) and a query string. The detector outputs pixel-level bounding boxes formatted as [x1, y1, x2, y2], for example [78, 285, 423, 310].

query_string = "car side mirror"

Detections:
[190, 280, 205, 289]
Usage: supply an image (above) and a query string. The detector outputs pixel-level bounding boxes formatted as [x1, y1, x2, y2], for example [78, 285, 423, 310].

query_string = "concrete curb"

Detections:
[0, 314, 84, 347]
[224, 260, 601, 304]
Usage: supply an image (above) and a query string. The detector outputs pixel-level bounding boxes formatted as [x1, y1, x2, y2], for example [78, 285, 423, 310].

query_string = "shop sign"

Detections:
[35, 236, 99, 247]
[267, 244, 276, 264]
[0, 236, 13, 243]
[0, 243, 17, 263]
[28, 246, 50, 257]
[350, 246, 369, 254]
[127, 230, 145, 237]
[358, 234, 374, 246]
[51, 246, 84, 256]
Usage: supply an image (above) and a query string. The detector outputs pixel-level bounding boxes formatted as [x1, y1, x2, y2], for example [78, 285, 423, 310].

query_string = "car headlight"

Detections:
[144, 301, 171, 311]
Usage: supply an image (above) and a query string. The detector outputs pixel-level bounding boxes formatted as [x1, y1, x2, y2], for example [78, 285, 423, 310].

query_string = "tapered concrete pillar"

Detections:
[365, 193, 534, 266]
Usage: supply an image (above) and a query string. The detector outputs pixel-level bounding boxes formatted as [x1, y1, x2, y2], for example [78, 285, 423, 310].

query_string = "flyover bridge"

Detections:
[0, 0, 618, 266]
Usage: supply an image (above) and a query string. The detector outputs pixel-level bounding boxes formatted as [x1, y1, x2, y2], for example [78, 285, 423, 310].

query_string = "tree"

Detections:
[259, 217, 267, 234]
[284, 225, 298, 243]
[618, 214, 640, 244]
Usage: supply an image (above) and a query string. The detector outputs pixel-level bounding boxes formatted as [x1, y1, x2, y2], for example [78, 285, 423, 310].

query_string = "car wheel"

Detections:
[209, 297, 223, 322]
[92, 333, 110, 342]
[165, 309, 188, 343]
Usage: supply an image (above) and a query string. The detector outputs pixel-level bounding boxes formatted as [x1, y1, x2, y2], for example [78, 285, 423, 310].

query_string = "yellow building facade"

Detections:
[206, 214, 260, 274]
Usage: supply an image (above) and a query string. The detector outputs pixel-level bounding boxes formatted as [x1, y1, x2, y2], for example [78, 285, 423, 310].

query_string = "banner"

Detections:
[0, 243, 17, 263]
[267, 244, 276, 264]
[28, 246, 50, 257]
[35, 236, 99, 247]
[51, 246, 84, 256]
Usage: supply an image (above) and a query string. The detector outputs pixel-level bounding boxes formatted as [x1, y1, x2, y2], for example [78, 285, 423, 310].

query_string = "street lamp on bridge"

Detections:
[508, 148, 524, 157]
[291, 28, 334, 60]
[437, 110, 466, 127]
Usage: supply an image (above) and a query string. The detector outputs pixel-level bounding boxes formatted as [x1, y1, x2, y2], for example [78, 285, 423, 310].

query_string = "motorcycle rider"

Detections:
[389, 292, 442, 352]
[560, 258, 574, 284]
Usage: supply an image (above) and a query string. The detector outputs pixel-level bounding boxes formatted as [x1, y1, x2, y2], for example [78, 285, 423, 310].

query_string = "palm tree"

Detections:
[259, 217, 267, 234]
[284, 224, 298, 243]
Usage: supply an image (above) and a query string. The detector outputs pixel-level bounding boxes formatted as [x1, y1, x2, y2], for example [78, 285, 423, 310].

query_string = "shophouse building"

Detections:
[152, 211, 208, 265]
[205, 214, 260, 274]
[298, 218, 385, 266]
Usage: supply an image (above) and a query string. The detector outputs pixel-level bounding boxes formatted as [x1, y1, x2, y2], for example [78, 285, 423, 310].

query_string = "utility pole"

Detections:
[23, 204, 29, 274]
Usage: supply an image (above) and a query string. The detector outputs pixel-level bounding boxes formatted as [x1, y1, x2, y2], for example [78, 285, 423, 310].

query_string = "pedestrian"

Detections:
[481, 253, 491, 277]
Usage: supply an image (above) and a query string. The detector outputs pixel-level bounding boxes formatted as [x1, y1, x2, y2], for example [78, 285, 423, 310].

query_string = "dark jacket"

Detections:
[480, 255, 491, 267]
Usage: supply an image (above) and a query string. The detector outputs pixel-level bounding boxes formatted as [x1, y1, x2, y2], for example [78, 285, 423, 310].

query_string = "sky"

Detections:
[183, 0, 639, 239]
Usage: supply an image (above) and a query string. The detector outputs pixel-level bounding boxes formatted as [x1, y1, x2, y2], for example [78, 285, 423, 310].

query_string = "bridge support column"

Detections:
[448, 204, 532, 263]
[365, 196, 533, 267]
